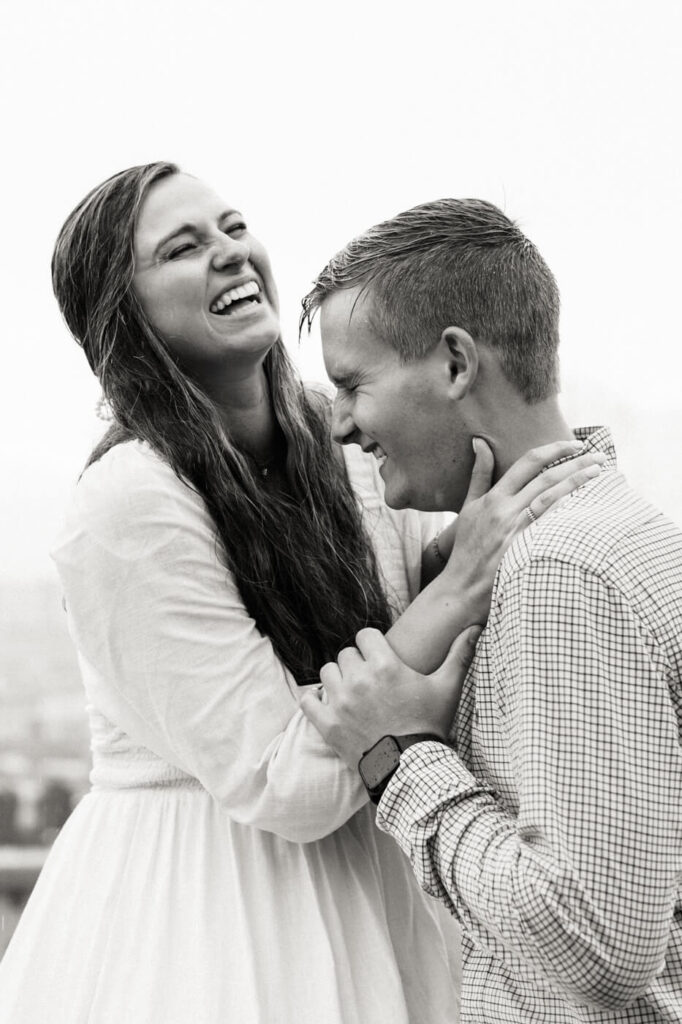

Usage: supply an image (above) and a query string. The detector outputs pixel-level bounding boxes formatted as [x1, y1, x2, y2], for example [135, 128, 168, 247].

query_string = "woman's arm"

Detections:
[55, 443, 366, 843]
[387, 439, 606, 674]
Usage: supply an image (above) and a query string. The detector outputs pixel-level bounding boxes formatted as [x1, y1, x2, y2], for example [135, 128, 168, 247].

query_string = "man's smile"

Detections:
[362, 442, 388, 467]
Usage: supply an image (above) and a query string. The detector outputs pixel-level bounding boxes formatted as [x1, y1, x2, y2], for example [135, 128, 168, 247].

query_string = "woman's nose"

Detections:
[211, 234, 249, 270]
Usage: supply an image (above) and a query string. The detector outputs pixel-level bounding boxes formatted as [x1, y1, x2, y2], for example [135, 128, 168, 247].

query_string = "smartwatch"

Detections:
[358, 733, 445, 804]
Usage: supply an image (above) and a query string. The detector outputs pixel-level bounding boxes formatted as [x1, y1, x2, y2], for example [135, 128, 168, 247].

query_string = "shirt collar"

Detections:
[546, 426, 617, 473]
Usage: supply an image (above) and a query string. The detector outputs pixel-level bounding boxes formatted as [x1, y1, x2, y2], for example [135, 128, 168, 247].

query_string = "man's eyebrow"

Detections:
[153, 211, 239, 257]
[329, 371, 359, 388]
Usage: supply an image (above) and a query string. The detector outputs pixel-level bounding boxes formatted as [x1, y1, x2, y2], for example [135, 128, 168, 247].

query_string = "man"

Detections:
[300, 199, 682, 1022]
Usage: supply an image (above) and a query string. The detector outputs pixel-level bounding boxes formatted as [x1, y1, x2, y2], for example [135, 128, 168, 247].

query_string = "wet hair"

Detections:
[52, 162, 392, 685]
[301, 197, 561, 402]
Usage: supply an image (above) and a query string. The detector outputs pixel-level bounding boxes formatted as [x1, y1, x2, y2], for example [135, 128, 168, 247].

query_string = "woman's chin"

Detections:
[210, 298, 280, 335]
[208, 310, 281, 355]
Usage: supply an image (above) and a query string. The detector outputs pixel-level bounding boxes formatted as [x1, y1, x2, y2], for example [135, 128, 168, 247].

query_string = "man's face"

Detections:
[320, 287, 476, 512]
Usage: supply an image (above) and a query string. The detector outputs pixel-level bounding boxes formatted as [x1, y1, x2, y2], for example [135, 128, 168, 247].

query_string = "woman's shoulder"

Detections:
[78, 439, 184, 504]
[64, 440, 206, 548]
[85, 436, 169, 474]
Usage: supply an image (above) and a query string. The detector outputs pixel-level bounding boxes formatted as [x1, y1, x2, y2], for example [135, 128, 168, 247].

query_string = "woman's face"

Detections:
[132, 173, 281, 375]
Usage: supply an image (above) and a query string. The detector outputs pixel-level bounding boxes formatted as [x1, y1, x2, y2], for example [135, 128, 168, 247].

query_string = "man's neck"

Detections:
[463, 345, 576, 481]
[476, 396, 575, 481]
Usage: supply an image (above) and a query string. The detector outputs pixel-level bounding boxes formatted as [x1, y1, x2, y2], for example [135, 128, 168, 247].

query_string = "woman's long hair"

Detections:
[52, 162, 393, 685]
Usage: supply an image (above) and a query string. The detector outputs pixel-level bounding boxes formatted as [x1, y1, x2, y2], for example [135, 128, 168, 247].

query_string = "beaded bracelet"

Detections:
[431, 529, 448, 568]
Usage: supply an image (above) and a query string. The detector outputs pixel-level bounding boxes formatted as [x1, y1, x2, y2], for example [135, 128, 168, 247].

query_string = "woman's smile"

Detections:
[209, 278, 262, 315]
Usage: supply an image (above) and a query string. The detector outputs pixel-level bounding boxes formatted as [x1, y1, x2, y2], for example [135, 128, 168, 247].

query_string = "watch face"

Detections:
[358, 735, 402, 791]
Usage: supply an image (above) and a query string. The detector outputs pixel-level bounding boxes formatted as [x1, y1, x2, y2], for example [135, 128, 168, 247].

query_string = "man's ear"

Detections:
[439, 326, 479, 398]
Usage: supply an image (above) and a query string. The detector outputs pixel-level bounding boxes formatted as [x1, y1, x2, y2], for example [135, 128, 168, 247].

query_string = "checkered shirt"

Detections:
[377, 427, 682, 1022]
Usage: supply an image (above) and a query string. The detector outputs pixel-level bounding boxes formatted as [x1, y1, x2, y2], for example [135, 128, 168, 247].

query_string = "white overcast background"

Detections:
[1, 0, 680, 582]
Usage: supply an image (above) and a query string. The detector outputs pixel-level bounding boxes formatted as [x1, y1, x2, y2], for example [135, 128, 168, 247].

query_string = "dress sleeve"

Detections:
[377, 558, 682, 1010]
[53, 443, 366, 843]
[418, 511, 453, 551]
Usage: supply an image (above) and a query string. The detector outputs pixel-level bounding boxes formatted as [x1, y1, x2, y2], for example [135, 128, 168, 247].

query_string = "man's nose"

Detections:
[211, 234, 249, 270]
[331, 398, 357, 445]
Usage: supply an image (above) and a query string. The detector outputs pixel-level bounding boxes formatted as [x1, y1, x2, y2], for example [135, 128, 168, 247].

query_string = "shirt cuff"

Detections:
[376, 741, 488, 854]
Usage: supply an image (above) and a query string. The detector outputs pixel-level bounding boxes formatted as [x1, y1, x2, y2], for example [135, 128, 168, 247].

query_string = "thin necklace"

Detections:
[254, 438, 286, 478]
[254, 454, 276, 477]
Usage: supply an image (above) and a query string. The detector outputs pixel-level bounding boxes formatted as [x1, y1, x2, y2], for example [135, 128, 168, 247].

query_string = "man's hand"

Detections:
[300, 625, 482, 768]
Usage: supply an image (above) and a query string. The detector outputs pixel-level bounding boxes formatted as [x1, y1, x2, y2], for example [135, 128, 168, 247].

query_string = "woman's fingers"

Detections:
[442, 440, 607, 625]
[493, 439, 585, 495]
[522, 461, 604, 522]
[461, 437, 495, 507]
[519, 451, 607, 508]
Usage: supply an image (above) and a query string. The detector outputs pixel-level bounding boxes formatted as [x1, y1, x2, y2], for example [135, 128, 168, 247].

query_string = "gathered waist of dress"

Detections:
[89, 750, 206, 792]
[87, 705, 206, 792]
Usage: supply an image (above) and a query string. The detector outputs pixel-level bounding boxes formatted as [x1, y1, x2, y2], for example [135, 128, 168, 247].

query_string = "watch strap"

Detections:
[359, 733, 446, 805]
[394, 732, 445, 754]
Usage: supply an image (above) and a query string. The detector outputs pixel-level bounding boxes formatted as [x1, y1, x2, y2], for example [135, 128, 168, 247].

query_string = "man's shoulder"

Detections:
[502, 468, 682, 592]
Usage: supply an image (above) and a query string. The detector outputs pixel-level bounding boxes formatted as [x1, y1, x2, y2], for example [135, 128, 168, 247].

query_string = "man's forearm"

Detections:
[378, 744, 672, 1012]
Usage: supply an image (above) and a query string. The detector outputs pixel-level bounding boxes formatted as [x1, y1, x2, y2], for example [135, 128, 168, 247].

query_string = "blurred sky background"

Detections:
[1, 0, 681, 585]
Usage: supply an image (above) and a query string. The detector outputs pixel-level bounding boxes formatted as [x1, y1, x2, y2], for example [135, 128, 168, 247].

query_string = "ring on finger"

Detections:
[524, 505, 538, 524]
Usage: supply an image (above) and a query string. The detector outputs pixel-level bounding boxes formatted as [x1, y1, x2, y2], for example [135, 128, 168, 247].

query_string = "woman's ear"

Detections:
[440, 326, 479, 398]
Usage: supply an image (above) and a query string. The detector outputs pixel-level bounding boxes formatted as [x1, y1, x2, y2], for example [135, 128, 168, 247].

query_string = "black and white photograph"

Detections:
[1, 1, 681, 1020]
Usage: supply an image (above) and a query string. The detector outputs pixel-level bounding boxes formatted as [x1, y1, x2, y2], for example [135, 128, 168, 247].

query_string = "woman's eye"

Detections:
[167, 242, 196, 259]
[227, 221, 247, 237]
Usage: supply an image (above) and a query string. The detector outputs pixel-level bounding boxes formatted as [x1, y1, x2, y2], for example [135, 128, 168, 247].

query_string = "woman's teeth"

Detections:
[210, 280, 261, 314]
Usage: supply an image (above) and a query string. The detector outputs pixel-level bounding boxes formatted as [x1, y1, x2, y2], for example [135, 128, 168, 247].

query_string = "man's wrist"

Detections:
[358, 733, 447, 805]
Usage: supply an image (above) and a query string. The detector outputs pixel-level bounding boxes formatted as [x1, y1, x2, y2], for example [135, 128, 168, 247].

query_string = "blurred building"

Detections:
[0, 576, 90, 840]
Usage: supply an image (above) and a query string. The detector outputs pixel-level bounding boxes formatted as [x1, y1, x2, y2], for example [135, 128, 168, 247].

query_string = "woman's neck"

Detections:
[201, 362, 282, 466]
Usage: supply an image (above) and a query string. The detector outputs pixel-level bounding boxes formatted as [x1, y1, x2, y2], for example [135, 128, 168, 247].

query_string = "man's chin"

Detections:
[381, 479, 410, 510]
[383, 481, 443, 513]
[384, 479, 459, 513]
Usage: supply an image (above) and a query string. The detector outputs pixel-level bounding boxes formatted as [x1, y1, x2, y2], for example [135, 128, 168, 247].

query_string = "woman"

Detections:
[0, 163, 602, 1023]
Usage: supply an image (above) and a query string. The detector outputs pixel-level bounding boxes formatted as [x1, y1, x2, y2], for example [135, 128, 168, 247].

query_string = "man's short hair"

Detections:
[301, 198, 561, 403]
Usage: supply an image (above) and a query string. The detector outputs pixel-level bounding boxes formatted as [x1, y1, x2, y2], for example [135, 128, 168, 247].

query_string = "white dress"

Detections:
[0, 440, 460, 1024]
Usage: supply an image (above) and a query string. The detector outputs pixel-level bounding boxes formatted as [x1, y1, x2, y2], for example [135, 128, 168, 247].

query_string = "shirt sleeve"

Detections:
[53, 443, 367, 843]
[377, 557, 682, 1010]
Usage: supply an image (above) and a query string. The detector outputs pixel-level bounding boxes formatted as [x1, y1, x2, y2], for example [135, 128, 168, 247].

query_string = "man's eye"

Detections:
[167, 242, 196, 259]
[226, 221, 247, 237]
